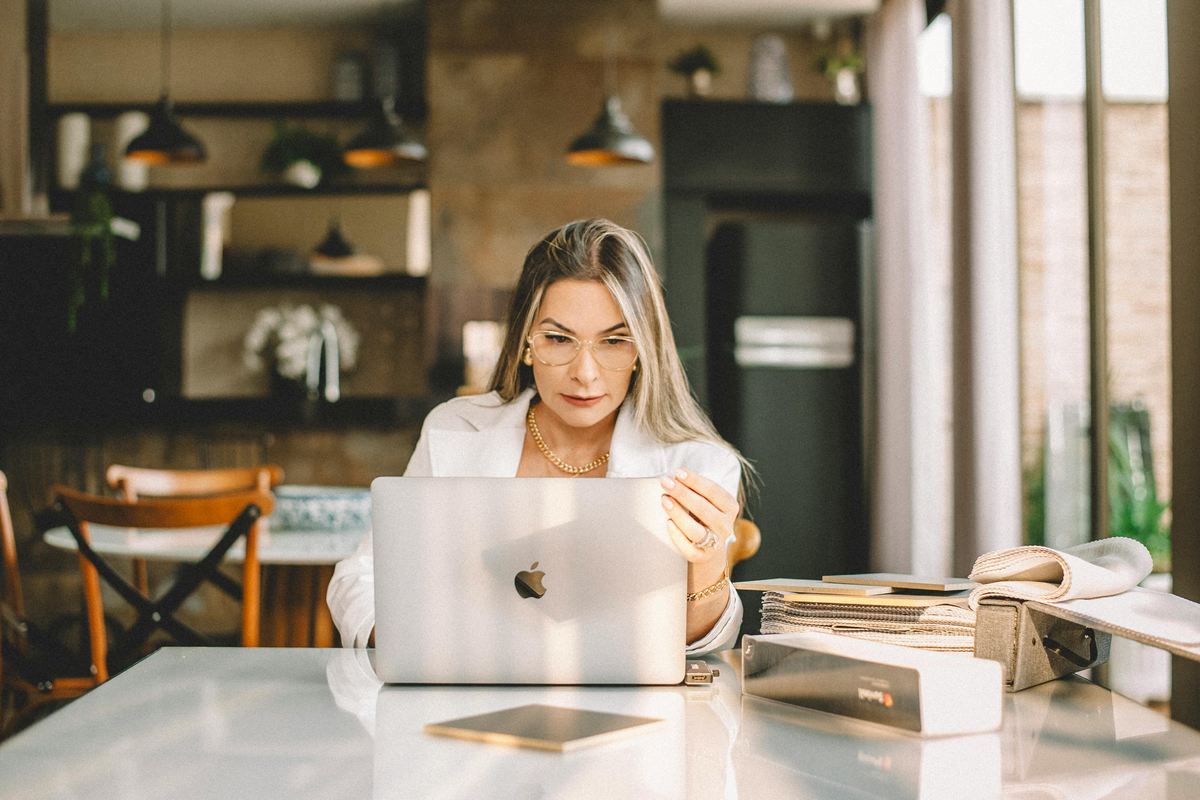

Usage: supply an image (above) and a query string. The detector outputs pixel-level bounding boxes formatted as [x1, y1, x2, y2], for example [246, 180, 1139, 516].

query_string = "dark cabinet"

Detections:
[0, 209, 171, 430]
[662, 99, 872, 637]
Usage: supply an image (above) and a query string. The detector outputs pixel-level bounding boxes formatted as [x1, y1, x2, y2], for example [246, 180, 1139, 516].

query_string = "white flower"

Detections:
[242, 302, 361, 381]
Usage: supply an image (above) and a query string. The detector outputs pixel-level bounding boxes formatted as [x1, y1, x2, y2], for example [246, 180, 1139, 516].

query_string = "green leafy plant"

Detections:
[668, 45, 720, 77]
[1025, 403, 1171, 572]
[1024, 448, 1047, 548]
[260, 123, 346, 181]
[815, 35, 864, 80]
[1108, 404, 1171, 571]
[68, 180, 115, 333]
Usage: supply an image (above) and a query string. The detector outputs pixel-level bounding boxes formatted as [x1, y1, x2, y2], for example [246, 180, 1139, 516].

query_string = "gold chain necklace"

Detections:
[526, 406, 610, 476]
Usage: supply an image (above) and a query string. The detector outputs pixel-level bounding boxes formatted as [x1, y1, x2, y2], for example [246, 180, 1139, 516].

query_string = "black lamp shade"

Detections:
[566, 96, 654, 166]
[313, 221, 355, 258]
[344, 99, 427, 168]
[124, 96, 206, 164]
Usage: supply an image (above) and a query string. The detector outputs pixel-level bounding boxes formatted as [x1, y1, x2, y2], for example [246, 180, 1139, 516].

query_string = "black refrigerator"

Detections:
[662, 100, 872, 638]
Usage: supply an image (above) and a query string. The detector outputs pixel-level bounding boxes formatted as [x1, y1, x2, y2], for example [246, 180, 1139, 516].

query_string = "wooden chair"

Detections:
[106, 464, 285, 500]
[729, 518, 762, 574]
[104, 464, 283, 641]
[2, 471, 95, 736]
[51, 485, 274, 683]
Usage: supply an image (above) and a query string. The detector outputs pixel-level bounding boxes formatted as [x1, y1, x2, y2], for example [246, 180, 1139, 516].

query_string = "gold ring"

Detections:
[694, 529, 718, 550]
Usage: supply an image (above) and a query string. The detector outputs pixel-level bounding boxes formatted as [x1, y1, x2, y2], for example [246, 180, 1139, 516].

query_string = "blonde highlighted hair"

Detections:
[490, 218, 754, 505]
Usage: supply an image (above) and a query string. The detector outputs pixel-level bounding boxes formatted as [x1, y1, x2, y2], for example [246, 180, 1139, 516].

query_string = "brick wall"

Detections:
[1104, 103, 1172, 495]
[425, 0, 833, 360]
[1016, 100, 1172, 517]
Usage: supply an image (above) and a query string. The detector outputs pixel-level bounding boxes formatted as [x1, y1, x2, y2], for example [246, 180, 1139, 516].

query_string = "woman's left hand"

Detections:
[660, 468, 737, 564]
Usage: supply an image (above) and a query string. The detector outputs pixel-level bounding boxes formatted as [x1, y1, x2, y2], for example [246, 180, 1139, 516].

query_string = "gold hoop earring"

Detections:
[523, 347, 534, 366]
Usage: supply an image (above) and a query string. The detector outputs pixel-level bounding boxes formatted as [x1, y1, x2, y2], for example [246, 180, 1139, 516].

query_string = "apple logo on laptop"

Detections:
[514, 562, 547, 599]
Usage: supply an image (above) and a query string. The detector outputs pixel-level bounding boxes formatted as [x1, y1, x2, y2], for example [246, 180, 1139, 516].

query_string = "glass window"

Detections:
[1100, 0, 1171, 572]
[1014, 0, 1092, 550]
[1015, 0, 1173, 709]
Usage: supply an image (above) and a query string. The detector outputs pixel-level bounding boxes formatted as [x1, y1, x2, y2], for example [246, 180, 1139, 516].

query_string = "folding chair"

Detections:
[106, 464, 285, 499]
[104, 464, 284, 616]
[2, 471, 95, 736]
[51, 485, 274, 684]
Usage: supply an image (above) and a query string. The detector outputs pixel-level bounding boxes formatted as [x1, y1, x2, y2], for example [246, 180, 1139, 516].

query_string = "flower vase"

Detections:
[282, 160, 322, 189]
[687, 69, 713, 98]
[832, 68, 861, 106]
[748, 33, 793, 103]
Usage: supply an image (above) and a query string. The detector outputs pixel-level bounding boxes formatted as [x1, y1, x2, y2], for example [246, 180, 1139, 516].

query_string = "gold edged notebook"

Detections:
[734, 578, 894, 596]
[424, 704, 664, 753]
[778, 590, 973, 608]
[821, 573, 978, 592]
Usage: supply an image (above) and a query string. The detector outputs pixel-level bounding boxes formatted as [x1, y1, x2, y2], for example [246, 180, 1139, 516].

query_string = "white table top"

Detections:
[2, 647, 1198, 799]
[43, 523, 367, 566]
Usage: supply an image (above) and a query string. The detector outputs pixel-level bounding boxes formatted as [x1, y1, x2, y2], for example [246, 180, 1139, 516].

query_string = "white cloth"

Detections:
[967, 538, 1153, 610]
[327, 387, 744, 655]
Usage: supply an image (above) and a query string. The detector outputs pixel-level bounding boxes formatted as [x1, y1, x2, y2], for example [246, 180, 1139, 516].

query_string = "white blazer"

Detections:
[327, 387, 744, 655]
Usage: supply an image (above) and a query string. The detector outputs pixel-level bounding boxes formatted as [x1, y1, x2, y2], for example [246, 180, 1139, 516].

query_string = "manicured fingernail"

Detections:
[660, 476, 676, 489]
[661, 496, 674, 510]
[676, 469, 688, 480]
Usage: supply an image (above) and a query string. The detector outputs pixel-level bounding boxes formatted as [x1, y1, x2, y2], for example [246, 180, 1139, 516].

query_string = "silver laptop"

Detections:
[370, 477, 687, 684]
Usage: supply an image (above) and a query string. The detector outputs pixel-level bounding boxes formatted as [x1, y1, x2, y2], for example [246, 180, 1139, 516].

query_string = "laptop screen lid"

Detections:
[370, 477, 687, 685]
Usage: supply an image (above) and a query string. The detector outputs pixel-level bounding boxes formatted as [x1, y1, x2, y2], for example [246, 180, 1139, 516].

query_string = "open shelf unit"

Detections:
[46, 99, 427, 122]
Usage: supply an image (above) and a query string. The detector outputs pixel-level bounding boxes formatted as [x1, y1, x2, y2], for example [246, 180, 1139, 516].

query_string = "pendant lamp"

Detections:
[566, 95, 654, 166]
[566, 39, 653, 167]
[344, 96, 427, 168]
[124, 0, 206, 164]
[313, 219, 355, 258]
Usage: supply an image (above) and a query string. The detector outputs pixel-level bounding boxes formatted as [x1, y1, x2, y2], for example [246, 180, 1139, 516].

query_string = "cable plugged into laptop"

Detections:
[684, 661, 720, 685]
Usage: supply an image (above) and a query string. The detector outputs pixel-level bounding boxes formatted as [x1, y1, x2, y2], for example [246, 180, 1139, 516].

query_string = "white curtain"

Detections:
[865, 0, 952, 576]
[949, 0, 1022, 574]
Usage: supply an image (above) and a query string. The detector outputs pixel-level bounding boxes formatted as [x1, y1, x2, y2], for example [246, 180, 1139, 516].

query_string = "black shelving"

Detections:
[146, 396, 435, 429]
[0, 395, 437, 435]
[104, 181, 426, 198]
[46, 99, 427, 122]
[186, 273, 427, 291]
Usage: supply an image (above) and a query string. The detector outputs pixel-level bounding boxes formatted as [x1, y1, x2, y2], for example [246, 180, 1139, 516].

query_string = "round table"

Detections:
[44, 523, 368, 646]
[44, 523, 366, 565]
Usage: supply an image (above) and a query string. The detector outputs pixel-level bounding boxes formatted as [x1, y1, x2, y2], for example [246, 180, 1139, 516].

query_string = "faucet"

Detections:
[305, 318, 340, 402]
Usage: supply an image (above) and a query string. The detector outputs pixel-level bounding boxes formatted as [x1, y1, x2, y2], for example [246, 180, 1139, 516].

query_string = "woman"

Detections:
[328, 218, 753, 655]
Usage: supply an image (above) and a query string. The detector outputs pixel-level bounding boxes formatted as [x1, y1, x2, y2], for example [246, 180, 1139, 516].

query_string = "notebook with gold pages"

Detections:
[376, 687, 686, 794]
[424, 704, 664, 752]
[734, 578, 894, 596]
[822, 573, 978, 593]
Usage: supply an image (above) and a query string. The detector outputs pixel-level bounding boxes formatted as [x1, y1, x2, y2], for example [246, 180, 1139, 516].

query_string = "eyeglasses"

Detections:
[527, 331, 638, 370]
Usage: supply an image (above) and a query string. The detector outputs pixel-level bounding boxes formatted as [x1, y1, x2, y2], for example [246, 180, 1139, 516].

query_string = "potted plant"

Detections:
[68, 145, 116, 333]
[1108, 403, 1171, 573]
[260, 123, 347, 189]
[816, 37, 865, 106]
[668, 45, 720, 98]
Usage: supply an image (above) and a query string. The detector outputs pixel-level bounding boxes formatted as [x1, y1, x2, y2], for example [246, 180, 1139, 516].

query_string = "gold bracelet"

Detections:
[687, 571, 729, 602]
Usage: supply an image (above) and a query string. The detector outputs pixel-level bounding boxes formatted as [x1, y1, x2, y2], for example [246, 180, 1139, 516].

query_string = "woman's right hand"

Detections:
[659, 468, 736, 567]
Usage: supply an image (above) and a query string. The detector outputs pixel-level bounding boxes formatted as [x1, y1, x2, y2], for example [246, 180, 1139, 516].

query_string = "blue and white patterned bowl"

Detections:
[271, 485, 371, 532]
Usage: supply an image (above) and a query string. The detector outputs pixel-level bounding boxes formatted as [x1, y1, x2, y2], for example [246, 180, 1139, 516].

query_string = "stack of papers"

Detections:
[739, 576, 979, 653]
